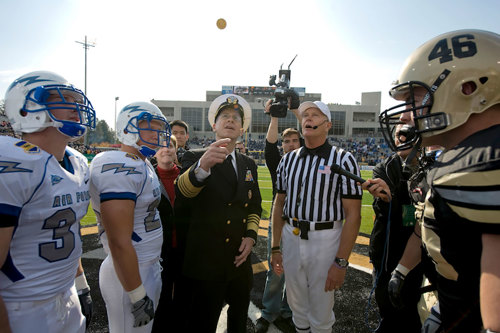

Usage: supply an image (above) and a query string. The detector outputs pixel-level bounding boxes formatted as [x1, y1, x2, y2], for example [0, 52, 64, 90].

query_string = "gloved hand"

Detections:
[78, 289, 93, 329]
[131, 295, 155, 327]
[387, 269, 406, 309]
[287, 88, 300, 109]
[75, 273, 93, 329]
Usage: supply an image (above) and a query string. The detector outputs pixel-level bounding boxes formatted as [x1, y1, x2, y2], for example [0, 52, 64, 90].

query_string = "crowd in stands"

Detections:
[0, 116, 390, 165]
[188, 135, 391, 166]
[0, 117, 17, 138]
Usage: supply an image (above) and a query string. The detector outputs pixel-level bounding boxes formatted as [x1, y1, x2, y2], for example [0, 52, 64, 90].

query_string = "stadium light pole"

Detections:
[114, 96, 119, 143]
[75, 35, 95, 145]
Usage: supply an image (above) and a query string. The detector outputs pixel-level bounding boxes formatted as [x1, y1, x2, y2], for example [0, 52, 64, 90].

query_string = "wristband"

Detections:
[396, 264, 410, 276]
[271, 246, 280, 251]
[75, 273, 90, 292]
[128, 284, 146, 304]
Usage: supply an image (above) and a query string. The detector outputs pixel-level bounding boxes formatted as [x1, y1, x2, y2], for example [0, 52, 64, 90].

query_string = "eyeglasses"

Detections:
[218, 113, 242, 121]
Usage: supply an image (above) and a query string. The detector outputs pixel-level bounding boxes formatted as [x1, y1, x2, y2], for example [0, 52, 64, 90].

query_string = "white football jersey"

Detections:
[89, 151, 162, 262]
[0, 136, 89, 302]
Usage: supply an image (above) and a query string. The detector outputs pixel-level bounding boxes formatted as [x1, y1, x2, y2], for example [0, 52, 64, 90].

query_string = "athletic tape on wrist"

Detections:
[396, 264, 410, 276]
[75, 274, 90, 291]
[128, 284, 146, 304]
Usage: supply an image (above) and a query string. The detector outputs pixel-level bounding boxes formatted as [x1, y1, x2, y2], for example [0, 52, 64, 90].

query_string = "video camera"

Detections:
[268, 55, 298, 118]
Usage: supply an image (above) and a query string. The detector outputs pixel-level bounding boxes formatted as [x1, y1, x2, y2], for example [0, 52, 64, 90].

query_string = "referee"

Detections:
[270, 101, 362, 333]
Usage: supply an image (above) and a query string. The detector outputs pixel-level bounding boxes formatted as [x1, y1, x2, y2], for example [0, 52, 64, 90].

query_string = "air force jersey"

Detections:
[0, 136, 90, 302]
[89, 151, 163, 262]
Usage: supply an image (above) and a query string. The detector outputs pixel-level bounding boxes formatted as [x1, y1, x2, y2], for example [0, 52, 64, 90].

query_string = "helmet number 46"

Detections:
[428, 34, 477, 64]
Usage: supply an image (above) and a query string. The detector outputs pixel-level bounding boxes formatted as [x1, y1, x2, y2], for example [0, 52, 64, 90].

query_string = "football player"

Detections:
[0, 71, 96, 332]
[89, 101, 171, 332]
[379, 29, 500, 333]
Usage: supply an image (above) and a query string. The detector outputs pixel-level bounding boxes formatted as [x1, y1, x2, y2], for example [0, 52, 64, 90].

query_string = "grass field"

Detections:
[82, 167, 375, 235]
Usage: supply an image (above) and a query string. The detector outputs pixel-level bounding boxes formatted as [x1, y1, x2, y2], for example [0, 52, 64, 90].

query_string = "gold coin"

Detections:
[216, 18, 227, 30]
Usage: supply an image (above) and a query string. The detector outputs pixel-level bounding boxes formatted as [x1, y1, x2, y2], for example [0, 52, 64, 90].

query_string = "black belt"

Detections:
[285, 218, 341, 240]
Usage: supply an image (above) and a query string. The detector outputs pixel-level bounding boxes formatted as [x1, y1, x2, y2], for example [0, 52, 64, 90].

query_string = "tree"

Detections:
[87, 119, 115, 144]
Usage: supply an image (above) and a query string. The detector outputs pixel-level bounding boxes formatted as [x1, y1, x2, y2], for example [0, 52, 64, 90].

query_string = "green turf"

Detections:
[82, 166, 376, 235]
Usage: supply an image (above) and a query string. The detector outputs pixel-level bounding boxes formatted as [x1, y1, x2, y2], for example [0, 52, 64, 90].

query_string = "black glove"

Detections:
[287, 88, 300, 109]
[78, 288, 93, 329]
[387, 269, 406, 309]
[131, 295, 155, 327]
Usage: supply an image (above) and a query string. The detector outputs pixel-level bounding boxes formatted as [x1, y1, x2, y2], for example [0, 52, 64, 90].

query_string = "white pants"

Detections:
[282, 221, 343, 333]
[99, 255, 162, 333]
[5, 285, 85, 333]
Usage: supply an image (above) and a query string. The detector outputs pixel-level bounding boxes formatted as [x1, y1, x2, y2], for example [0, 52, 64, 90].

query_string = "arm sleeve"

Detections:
[175, 150, 207, 199]
[244, 161, 263, 241]
[264, 140, 281, 195]
[341, 152, 363, 199]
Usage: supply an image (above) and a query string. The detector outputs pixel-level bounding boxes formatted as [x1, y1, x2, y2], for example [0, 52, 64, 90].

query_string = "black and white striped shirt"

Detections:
[276, 141, 362, 222]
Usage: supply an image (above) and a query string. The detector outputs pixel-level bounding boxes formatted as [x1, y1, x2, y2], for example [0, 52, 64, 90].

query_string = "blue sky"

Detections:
[1, 0, 499, 130]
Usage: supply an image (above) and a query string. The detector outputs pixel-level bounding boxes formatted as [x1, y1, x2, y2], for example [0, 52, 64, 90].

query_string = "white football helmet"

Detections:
[380, 29, 500, 151]
[116, 101, 171, 157]
[4, 70, 96, 139]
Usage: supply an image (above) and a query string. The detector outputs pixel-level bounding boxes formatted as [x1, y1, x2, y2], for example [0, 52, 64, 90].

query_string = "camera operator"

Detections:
[256, 97, 302, 333]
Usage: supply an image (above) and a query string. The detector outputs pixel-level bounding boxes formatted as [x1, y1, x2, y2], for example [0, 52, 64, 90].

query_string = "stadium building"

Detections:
[152, 86, 382, 141]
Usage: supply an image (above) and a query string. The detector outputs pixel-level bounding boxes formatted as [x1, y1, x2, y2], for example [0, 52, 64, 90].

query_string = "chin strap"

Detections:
[57, 122, 87, 138]
[402, 136, 422, 171]
[139, 145, 157, 158]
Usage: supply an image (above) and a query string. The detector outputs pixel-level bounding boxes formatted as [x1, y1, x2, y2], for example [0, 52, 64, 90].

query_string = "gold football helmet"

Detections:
[380, 29, 500, 150]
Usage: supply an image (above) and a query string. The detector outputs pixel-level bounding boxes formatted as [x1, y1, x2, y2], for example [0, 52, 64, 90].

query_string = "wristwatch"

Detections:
[335, 257, 349, 269]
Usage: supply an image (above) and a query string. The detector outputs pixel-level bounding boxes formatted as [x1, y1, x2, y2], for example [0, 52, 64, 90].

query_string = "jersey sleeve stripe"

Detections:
[0, 204, 22, 218]
[446, 203, 500, 224]
[0, 253, 25, 282]
[100, 192, 137, 202]
[433, 169, 500, 187]
[435, 187, 500, 206]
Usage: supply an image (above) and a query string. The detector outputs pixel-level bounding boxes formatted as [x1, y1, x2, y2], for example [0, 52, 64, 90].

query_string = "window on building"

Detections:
[353, 112, 375, 122]
[204, 108, 211, 132]
[159, 107, 174, 118]
[181, 107, 203, 132]
[251, 109, 267, 133]
[331, 111, 345, 136]
[352, 128, 376, 136]
[277, 111, 301, 134]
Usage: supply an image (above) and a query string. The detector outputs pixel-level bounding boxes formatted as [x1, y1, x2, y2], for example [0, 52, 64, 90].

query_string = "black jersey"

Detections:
[423, 124, 500, 332]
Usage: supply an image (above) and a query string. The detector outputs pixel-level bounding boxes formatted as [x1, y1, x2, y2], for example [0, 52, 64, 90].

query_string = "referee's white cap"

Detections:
[208, 94, 252, 131]
[298, 101, 331, 122]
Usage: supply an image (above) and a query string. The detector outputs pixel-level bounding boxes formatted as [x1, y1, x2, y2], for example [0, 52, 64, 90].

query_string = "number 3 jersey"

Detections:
[0, 136, 90, 302]
[89, 151, 163, 263]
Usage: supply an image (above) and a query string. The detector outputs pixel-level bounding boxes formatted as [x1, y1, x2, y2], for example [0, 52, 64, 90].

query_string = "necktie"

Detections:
[225, 155, 237, 179]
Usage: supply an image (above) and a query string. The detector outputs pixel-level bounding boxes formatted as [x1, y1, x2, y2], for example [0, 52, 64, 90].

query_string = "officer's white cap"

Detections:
[208, 94, 252, 131]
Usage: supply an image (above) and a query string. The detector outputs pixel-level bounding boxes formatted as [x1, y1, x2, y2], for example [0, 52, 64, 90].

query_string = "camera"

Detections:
[268, 55, 298, 118]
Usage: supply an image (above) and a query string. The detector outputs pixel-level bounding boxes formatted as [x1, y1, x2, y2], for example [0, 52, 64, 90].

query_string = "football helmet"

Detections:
[116, 101, 171, 158]
[380, 29, 500, 151]
[4, 70, 96, 139]
[208, 94, 251, 131]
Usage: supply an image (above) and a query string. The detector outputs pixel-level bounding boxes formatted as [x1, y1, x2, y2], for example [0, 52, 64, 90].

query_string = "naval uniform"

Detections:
[175, 148, 262, 333]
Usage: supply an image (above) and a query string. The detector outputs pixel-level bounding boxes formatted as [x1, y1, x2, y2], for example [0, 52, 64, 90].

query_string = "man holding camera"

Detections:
[271, 100, 362, 333]
[256, 97, 302, 333]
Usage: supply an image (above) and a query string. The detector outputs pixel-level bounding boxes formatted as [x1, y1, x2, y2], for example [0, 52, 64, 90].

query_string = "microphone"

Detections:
[330, 164, 387, 195]
[330, 164, 366, 184]
[312, 120, 328, 129]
